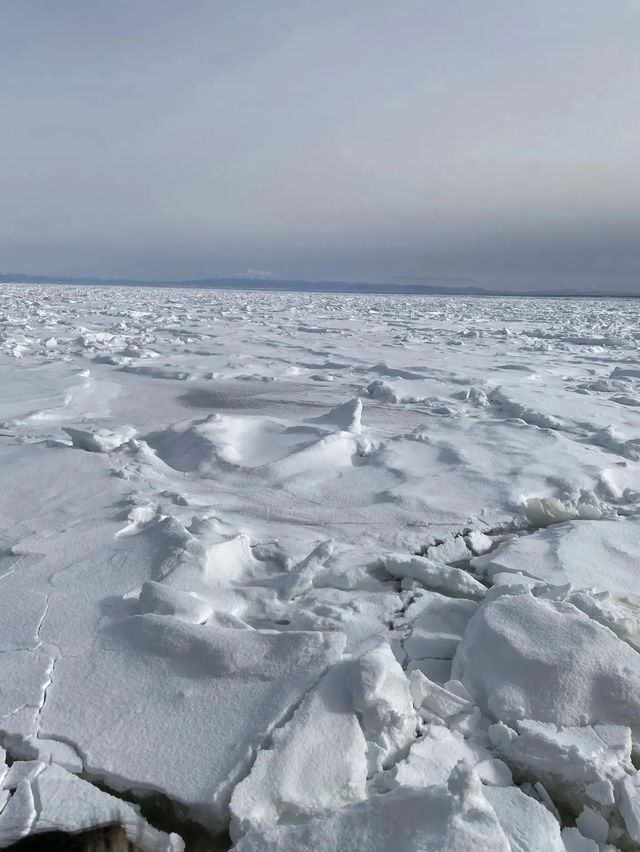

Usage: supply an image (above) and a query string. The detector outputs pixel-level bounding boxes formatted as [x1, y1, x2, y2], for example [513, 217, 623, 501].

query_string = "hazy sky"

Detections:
[2, 1, 639, 290]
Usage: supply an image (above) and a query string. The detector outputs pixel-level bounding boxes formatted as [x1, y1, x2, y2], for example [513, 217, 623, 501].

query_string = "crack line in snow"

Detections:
[34, 595, 50, 647]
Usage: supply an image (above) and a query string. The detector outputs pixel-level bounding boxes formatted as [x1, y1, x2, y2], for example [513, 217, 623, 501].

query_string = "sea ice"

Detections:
[472, 516, 640, 597]
[452, 592, 640, 733]
[3, 285, 640, 848]
[40, 616, 345, 829]
[384, 552, 485, 599]
[350, 643, 417, 773]
[483, 784, 565, 852]
[234, 767, 511, 851]
[229, 661, 368, 838]
[488, 719, 633, 810]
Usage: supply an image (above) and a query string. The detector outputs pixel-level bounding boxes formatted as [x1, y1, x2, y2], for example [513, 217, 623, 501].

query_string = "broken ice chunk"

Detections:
[229, 661, 367, 838]
[406, 658, 452, 684]
[475, 758, 513, 787]
[471, 516, 640, 598]
[427, 537, 471, 564]
[488, 719, 631, 813]
[466, 530, 494, 556]
[483, 785, 565, 852]
[619, 772, 640, 844]
[26, 738, 83, 774]
[403, 592, 479, 660]
[39, 616, 346, 830]
[350, 643, 417, 773]
[1, 761, 46, 791]
[0, 648, 54, 743]
[575, 806, 609, 845]
[0, 781, 36, 847]
[63, 425, 136, 452]
[281, 540, 334, 600]
[381, 725, 491, 790]
[408, 670, 473, 719]
[561, 827, 599, 851]
[383, 553, 485, 600]
[234, 767, 511, 851]
[137, 580, 212, 624]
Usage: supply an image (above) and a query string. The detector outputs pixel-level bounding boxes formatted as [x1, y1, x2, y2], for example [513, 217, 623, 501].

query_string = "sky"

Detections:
[1, 0, 639, 291]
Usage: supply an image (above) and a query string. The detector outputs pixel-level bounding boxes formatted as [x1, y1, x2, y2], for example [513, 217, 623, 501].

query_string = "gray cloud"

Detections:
[1, 1, 639, 291]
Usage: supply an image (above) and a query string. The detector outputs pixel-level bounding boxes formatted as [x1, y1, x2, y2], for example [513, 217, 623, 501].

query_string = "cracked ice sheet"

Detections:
[228, 644, 417, 840]
[39, 614, 345, 830]
[33, 763, 182, 851]
[0, 649, 53, 744]
[0, 569, 53, 744]
[0, 441, 227, 657]
[229, 660, 369, 839]
[472, 515, 640, 597]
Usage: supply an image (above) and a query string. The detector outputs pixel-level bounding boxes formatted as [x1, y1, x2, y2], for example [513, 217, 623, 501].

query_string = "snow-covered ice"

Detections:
[1, 284, 640, 849]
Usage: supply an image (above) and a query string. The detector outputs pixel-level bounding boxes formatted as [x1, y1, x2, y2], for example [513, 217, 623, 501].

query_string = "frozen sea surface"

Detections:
[1, 284, 640, 850]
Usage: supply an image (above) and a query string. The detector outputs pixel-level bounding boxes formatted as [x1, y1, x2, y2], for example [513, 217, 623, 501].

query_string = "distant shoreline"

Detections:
[1, 273, 638, 299]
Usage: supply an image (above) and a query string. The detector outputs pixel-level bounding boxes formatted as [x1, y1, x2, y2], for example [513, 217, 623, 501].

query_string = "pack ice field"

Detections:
[1, 284, 640, 851]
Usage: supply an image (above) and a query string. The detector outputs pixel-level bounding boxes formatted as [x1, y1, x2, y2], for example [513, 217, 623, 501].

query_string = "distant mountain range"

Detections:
[0, 272, 636, 298]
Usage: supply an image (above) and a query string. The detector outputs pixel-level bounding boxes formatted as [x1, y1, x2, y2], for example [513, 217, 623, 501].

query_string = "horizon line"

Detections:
[1, 271, 638, 299]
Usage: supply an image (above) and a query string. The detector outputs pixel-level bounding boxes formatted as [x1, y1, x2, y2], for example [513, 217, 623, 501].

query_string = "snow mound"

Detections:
[452, 593, 640, 734]
[308, 397, 362, 433]
[147, 414, 313, 471]
[147, 402, 365, 477]
[488, 387, 562, 430]
[137, 580, 212, 624]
